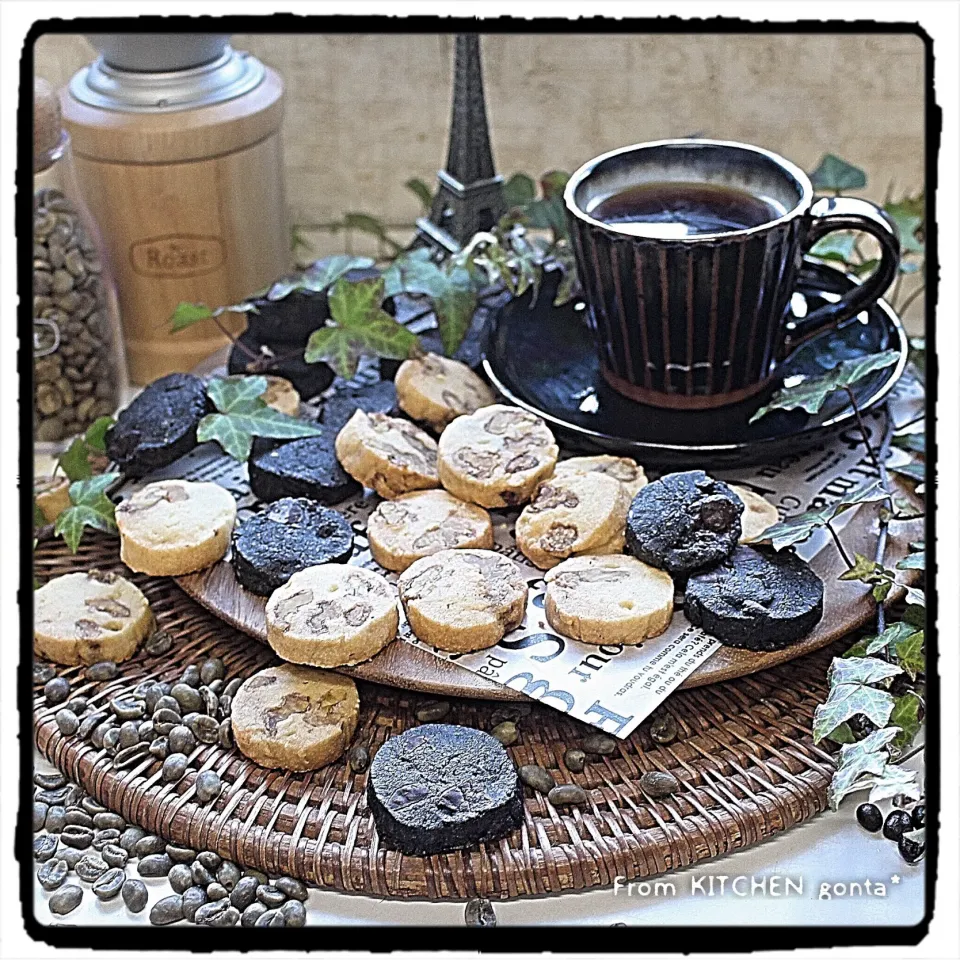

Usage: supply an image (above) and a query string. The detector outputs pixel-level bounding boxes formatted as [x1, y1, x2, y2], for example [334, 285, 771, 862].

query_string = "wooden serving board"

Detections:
[176, 496, 922, 701]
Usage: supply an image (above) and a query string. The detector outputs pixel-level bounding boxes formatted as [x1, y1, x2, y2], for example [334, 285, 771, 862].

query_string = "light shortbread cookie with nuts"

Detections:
[515, 471, 629, 569]
[34, 569, 154, 666]
[231, 664, 359, 771]
[437, 405, 559, 508]
[366, 489, 493, 572]
[116, 479, 236, 576]
[265, 564, 399, 667]
[544, 554, 674, 645]
[553, 455, 648, 501]
[395, 353, 496, 431]
[335, 410, 439, 499]
[260, 375, 301, 417]
[728, 484, 780, 543]
[398, 548, 527, 653]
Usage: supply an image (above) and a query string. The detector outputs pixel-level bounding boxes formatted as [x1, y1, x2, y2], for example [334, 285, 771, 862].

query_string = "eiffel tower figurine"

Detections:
[415, 34, 506, 254]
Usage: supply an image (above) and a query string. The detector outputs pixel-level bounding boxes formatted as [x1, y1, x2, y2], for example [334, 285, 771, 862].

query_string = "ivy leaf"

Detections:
[34, 500, 46, 528]
[761, 481, 890, 550]
[889, 461, 925, 486]
[864, 621, 917, 656]
[54, 473, 120, 553]
[304, 277, 420, 379]
[852, 257, 879, 277]
[809, 231, 857, 263]
[903, 603, 925, 629]
[503, 172, 536, 209]
[57, 437, 95, 482]
[884, 199, 924, 254]
[904, 585, 925, 608]
[197, 376, 323, 461]
[828, 727, 897, 809]
[810, 154, 867, 191]
[750, 350, 900, 423]
[894, 630, 925, 680]
[289, 255, 374, 297]
[897, 550, 925, 571]
[892, 432, 925, 455]
[539, 170, 570, 199]
[890, 696, 923, 759]
[84, 416, 114, 454]
[813, 656, 901, 743]
[170, 302, 215, 332]
[382, 252, 448, 300]
[866, 765, 922, 805]
[433, 266, 478, 357]
[525, 195, 568, 242]
[825, 722, 857, 745]
[405, 177, 434, 211]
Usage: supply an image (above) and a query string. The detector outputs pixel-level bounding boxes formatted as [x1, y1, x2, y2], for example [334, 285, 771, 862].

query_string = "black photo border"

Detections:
[17, 12, 939, 951]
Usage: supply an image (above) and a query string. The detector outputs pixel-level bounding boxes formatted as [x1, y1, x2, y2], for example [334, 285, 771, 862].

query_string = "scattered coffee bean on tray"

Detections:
[639, 771, 680, 798]
[166, 844, 196, 864]
[168, 863, 194, 894]
[122, 878, 148, 913]
[275, 876, 308, 901]
[207, 882, 229, 902]
[182, 885, 208, 922]
[92, 867, 126, 901]
[37, 858, 68, 891]
[582, 734, 617, 756]
[649, 712, 678, 744]
[464, 897, 497, 927]
[415, 700, 451, 723]
[44, 677, 71, 706]
[55, 709, 79, 736]
[75, 853, 109, 882]
[101, 843, 128, 868]
[150, 894, 185, 926]
[138, 853, 174, 877]
[45, 806, 67, 833]
[49, 884, 83, 916]
[85, 660, 118, 681]
[564, 748, 586, 773]
[162, 753, 189, 783]
[34, 663, 56, 685]
[241, 902, 268, 927]
[519, 764, 556, 795]
[33, 801, 49, 831]
[548, 784, 588, 807]
[230, 876, 259, 911]
[217, 861, 242, 892]
[281, 898, 307, 927]
[348, 745, 369, 773]
[490, 721, 518, 746]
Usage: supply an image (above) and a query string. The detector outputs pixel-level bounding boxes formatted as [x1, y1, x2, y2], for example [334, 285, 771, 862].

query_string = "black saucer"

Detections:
[482, 263, 907, 468]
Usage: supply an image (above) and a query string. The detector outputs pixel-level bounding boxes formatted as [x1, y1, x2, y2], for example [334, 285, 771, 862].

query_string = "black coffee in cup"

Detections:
[590, 182, 784, 238]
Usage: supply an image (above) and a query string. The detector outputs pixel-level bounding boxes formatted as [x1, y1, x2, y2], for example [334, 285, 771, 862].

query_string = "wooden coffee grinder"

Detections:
[61, 34, 290, 383]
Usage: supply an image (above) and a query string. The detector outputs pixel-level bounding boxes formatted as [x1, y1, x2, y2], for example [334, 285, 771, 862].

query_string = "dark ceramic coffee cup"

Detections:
[564, 139, 900, 409]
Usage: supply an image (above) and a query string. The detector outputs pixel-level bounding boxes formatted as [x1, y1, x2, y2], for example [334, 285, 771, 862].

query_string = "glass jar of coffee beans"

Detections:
[33, 77, 124, 447]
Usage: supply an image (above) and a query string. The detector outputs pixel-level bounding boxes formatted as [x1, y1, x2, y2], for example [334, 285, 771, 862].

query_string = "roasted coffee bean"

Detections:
[162, 753, 189, 783]
[168, 863, 194, 893]
[121, 878, 148, 913]
[490, 721, 519, 746]
[116, 827, 144, 856]
[80, 796, 106, 816]
[143, 684, 164, 713]
[649, 712, 678, 745]
[59, 847, 84, 870]
[582, 733, 617, 756]
[181, 664, 202, 688]
[191, 861, 215, 887]
[65, 697, 88, 715]
[255, 908, 284, 927]
[166, 844, 196, 864]
[206, 882, 229, 902]
[218, 694, 233, 717]
[55, 709, 79, 736]
[44, 677, 71, 706]
[229, 875, 259, 911]
[209, 905, 241, 927]
[256, 884, 286, 908]
[181, 885, 208, 922]
[101, 843, 128, 868]
[134, 834, 167, 858]
[60, 825, 94, 849]
[144, 630, 174, 656]
[223, 678, 243, 698]
[884, 809, 914, 842]
[564, 748, 586, 773]
[45, 806, 67, 833]
[217, 861, 242, 892]
[114, 742, 150, 769]
[49, 884, 83, 915]
[92, 828, 121, 850]
[63, 809, 92, 829]
[465, 897, 496, 927]
[200, 658, 225, 685]
[243, 868, 268, 885]
[191, 715, 220, 744]
[85, 660, 118, 681]
[153, 697, 181, 717]
[200, 687, 219, 716]
[415, 700, 451, 723]
[33, 801, 49, 831]
[34, 663, 56, 685]
[207, 679, 224, 696]
[281, 898, 307, 927]
[110, 696, 146, 721]
[149, 738, 170, 760]
[137, 720, 155, 742]
[519, 764, 556, 795]
[275, 876, 307, 902]
[241, 902, 268, 927]
[150, 894, 184, 926]
[139, 853, 174, 878]
[197, 850, 221, 871]
[92, 867, 125, 900]
[78, 711, 108, 739]
[75, 853, 109, 882]
[167, 725, 196, 755]
[171, 683, 202, 713]
[35, 785, 73, 806]
[117, 721, 140, 749]
[640, 771, 680, 798]
[102, 728, 121, 753]
[37, 858, 68, 891]
[548, 784, 589, 806]
[194, 899, 233, 925]
[218, 719, 233, 750]
[348, 745, 369, 773]
[34, 771, 67, 790]
[91, 720, 115, 749]
[34, 834, 59, 861]
[195, 770, 222, 804]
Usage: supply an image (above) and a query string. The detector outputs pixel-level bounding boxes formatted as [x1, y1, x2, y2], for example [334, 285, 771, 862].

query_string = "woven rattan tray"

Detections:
[33, 535, 843, 900]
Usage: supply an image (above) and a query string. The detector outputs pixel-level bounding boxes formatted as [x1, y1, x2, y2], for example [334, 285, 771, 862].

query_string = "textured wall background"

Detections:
[32, 31, 927, 326]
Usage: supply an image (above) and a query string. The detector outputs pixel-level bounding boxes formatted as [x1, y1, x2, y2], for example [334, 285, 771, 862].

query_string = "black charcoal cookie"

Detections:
[319, 380, 399, 433]
[625, 470, 743, 575]
[231, 498, 354, 596]
[367, 724, 523, 856]
[248, 432, 361, 505]
[228, 333, 335, 401]
[684, 545, 824, 650]
[105, 373, 212, 478]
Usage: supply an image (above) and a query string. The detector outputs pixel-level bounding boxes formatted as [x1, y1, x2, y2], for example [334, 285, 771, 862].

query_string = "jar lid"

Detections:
[68, 44, 264, 113]
[34, 77, 65, 172]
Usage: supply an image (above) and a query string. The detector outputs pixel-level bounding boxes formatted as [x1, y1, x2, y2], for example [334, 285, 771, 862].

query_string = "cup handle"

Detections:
[781, 196, 901, 356]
